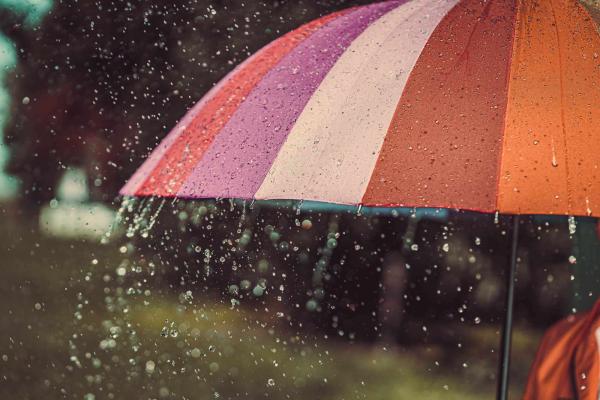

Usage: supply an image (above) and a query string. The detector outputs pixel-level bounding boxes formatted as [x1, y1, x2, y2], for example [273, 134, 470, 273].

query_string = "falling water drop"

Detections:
[103, 197, 136, 243]
[551, 137, 558, 167]
[568, 216, 577, 236]
[142, 198, 166, 235]
[296, 200, 303, 215]
[301, 219, 313, 230]
[241, 199, 247, 221]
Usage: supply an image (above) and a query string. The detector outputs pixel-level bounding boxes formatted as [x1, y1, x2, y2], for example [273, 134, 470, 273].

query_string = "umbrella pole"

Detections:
[496, 215, 520, 400]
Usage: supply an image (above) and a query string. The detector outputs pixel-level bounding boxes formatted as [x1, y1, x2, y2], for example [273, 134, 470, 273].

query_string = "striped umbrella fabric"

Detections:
[121, 0, 600, 218]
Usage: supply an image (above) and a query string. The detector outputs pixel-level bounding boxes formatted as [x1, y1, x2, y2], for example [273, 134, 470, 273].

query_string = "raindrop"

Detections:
[209, 362, 220, 373]
[551, 137, 558, 167]
[228, 285, 239, 295]
[258, 259, 269, 273]
[142, 198, 166, 235]
[568, 216, 577, 235]
[306, 299, 318, 312]
[190, 348, 201, 358]
[252, 285, 265, 297]
[145, 360, 156, 373]
[240, 280, 251, 291]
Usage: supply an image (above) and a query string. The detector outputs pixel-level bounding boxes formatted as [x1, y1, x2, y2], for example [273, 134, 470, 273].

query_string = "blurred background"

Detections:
[1, 1, 600, 399]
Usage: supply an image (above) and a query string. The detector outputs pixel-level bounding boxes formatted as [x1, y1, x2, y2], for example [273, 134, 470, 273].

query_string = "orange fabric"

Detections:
[362, 0, 516, 211]
[498, 0, 600, 216]
[523, 300, 600, 400]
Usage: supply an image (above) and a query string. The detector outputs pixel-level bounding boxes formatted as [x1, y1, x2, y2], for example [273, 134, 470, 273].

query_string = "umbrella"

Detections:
[121, 0, 600, 398]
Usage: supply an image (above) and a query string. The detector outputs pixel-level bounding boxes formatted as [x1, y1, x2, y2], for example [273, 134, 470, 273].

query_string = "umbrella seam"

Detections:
[495, 0, 520, 214]
[298, 0, 427, 204]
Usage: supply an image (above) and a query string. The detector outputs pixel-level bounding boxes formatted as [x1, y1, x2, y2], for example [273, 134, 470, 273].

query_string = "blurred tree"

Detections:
[0, 0, 53, 200]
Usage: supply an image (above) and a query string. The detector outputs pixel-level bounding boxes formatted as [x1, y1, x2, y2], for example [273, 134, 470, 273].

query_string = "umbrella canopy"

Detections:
[121, 0, 600, 218]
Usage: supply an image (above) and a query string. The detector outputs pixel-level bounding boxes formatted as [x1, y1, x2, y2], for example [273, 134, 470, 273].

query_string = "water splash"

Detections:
[140, 198, 166, 236]
[296, 200, 303, 215]
[356, 204, 363, 216]
[102, 196, 137, 244]
[126, 197, 153, 238]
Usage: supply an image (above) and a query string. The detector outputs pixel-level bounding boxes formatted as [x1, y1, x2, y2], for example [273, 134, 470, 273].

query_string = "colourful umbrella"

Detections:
[121, 0, 600, 398]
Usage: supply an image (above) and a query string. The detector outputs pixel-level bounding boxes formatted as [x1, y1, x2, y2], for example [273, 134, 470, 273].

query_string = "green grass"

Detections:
[0, 215, 534, 399]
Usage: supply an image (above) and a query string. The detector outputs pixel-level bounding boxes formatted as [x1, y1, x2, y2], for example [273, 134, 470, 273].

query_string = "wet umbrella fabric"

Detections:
[121, 1, 600, 399]
[121, 0, 600, 218]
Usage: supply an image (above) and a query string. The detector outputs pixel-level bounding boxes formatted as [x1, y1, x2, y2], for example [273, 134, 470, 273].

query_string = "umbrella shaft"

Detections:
[497, 215, 520, 400]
